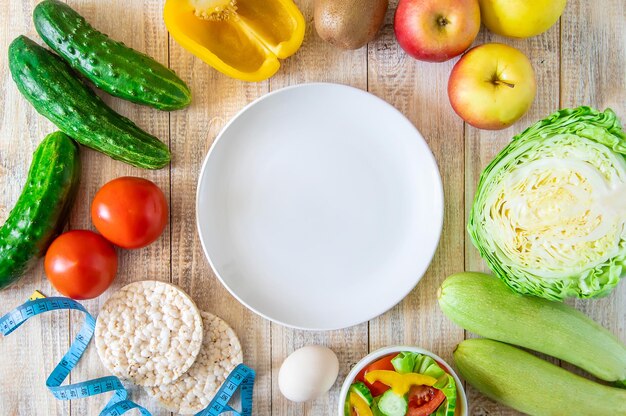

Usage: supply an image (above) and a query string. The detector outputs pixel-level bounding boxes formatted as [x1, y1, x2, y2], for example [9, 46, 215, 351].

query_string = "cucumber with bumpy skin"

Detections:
[0, 132, 80, 290]
[34, 0, 191, 111]
[438, 272, 626, 387]
[455, 339, 626, 416]
[9, 36, 170, 169]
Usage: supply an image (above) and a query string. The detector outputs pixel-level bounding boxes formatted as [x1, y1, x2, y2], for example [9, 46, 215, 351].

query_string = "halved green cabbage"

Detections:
[469, 107, 626, 301]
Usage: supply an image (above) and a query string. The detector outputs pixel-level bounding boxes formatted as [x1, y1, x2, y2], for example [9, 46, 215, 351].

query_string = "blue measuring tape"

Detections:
[0, 293, 255, 416]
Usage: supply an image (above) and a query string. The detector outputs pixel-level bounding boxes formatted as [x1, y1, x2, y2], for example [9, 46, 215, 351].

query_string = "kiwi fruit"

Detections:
[314, 0, 389, 50]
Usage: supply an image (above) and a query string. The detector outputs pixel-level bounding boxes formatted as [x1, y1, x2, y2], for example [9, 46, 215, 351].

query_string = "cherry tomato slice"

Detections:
[355, 353, 397, 397]
[45, 230, 118, 300]
[407, 385, 446, 416]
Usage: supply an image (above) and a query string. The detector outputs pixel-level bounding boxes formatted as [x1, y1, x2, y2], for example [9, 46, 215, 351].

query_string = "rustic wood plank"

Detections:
[560, 0, 626, 378]
[61, 1, 172, 415]
[1, 1, 625, 415]
[167, 13, 274, 416]
[367, 0, 465, 406]
[463, 18, 562, 415]
[268, 2, 369, 415]
[0, 2, 69, 415]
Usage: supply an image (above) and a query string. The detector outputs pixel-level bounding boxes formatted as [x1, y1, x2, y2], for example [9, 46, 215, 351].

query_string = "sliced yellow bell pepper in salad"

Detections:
[365, 370, 437, 396]
[164, 0, 305, 82]
[349, 391, 374, 416]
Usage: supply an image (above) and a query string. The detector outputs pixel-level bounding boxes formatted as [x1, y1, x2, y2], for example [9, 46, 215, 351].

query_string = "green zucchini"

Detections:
[9, 36, 170, 169]
[34, 0, 191, 111]
[0, 132, 80, 290]
[438, 272, 626, 387]
[454, 339, 626, 416]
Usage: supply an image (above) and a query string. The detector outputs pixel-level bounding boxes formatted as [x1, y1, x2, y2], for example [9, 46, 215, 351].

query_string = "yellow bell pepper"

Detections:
[349, 391, 374, 416]
[164, 0, 305, 82]
[364, 370, 437, 396]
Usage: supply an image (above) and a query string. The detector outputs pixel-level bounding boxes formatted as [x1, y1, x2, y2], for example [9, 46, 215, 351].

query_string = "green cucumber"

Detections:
[9, 36, 170, 170]
[350, 382, 373, 406]
[438, 272, 626, 387]
[455, 339, 626, 416]
[377, 390, 407, 416]
[34, 0, 191, 111]
[0, 132, 80, 290]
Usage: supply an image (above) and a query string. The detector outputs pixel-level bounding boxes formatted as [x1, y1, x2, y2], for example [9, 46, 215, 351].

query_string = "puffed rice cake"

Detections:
[95, 281, 204, 387]
[145, 311, 243, 415]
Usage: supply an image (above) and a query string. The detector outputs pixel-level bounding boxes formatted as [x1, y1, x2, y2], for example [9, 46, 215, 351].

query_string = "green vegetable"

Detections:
[370, 397, 385, 416]
[8, 36, 170, 169]
[350, 382, 373, 406]
[468, 106, 626, 301]
[391, 352, 457, 415]
[377, 390, 407, 416]
[455, 339, 626, 416]
[0, 132, 80, 290]
[33, 0, 191, 111]
[433, 376, 456, 416]
[438, 272, 626, 387]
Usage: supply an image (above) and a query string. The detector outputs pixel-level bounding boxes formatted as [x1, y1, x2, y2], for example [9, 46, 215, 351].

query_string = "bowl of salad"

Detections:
[339, 346, 467, 416]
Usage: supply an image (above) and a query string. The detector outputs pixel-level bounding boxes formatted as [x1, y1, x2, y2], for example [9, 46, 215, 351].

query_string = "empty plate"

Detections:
[196, 83, 443, 330]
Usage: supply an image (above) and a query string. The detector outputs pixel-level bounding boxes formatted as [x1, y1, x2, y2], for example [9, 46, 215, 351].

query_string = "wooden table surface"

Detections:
[0, 1, 625, 415]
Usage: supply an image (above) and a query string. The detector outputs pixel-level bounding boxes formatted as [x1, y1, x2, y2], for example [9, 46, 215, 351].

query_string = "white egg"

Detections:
[278, 345, 340, 403]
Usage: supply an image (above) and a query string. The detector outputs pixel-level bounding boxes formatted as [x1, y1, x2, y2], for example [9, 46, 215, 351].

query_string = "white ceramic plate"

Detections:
[196, 83, 443, 330]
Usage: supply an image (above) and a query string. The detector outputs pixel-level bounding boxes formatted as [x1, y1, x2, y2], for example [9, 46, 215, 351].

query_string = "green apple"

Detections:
[447, 43, 536, 130]
[479, 0, 567, 38]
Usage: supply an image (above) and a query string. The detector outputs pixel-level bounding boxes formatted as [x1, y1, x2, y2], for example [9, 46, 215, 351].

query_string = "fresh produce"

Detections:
[346, 352, 458, 416]
[454, 339, 626, 416]
[145, 310, 242, 414]
[469, 107, 626, 300]
[44, 230, 117, 300]
[164, 0, 305, 82]
[91, 177, 168, 249]
[478, 0, 567, 38]
[33, 0, 191, 111]
[0, 132, 80, 290]
[448, 43, 536, 129]
[314, 0, 388, 50]
[278, 345, 339, 402]
[439, 272, 626, 387]
[95, 281, 204, 386]
[394, 0, 481, 62]
[356, 354, 396, 396]
[8, 36, 171, 169]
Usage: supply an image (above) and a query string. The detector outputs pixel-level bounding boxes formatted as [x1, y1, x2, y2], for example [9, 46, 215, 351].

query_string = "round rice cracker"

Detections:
[145, 311, 243, 415]
[95, 281, 204, 387]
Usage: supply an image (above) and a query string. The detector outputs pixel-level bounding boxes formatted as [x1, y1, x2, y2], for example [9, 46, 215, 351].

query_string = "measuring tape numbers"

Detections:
[1, 295, 255, 416]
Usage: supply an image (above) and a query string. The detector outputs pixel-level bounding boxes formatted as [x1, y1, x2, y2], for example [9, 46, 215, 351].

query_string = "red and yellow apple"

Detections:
[448, 43, 536, 130]
[394, 0, 481, 62]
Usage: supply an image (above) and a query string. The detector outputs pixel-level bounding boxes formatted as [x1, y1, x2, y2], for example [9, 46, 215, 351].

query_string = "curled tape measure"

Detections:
[1, 292, 255, 416]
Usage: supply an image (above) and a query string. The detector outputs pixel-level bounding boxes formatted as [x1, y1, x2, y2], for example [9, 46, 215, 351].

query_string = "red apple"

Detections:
[394, 0, 481, 62]
[448, 43, 536, 130]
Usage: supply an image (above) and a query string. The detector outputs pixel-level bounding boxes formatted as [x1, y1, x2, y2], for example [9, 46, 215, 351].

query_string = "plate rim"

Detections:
[195, 82, 444, 331]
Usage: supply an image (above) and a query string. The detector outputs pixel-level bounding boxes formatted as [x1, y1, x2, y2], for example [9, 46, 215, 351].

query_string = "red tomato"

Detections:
[45, 230, 118, 300]
[91, 177, 168, 249]
[355, 353, 397, 397]
[406, 385, 446, 416]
